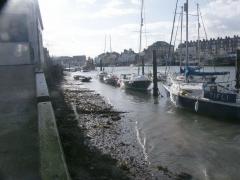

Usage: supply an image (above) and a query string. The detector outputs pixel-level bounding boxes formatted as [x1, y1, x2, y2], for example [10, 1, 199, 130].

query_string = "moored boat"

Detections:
[164, 80, 240, 120]
[98, 71, 108, 81]
[157, 72, 167, 82]
[74, 75, 92, 82]
[103, 74, 119, 86]
[162, 0, 240, 120]
[121, 0, 152, 92]
[121, 74, 152, 91]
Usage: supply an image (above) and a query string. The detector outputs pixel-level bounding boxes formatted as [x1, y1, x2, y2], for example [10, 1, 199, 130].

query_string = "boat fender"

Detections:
[195, 99, 199, 112]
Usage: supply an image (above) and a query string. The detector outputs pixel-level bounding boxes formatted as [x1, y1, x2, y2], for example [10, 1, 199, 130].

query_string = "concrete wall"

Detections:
[36, 72, 71, 180]
[0, 65, 40, 179]
[0, 1, 70, 179]
[0, 43, 31, 65]
[1, 0, 44, 66]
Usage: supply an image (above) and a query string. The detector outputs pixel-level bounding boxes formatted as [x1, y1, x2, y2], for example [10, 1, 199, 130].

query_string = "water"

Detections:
[72, 66, 240, 179]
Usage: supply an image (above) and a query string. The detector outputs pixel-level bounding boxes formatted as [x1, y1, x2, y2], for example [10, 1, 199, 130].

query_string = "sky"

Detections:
[38, 0, 240, 58]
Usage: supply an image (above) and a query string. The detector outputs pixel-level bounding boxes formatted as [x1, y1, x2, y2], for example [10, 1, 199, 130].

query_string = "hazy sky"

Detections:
[38, 0, 240, 57]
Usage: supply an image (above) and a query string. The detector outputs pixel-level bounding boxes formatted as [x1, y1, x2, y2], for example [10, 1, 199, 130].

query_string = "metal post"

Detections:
[236, 49, 240, 90]
[153, 50, 159, 97]
[100, 59, 103, 71]
[142, 56, 145, 75]
[138, 64, 140, 75]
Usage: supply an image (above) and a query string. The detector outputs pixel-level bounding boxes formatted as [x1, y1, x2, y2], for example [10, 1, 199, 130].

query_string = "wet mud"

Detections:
[50, 74, 192, 180]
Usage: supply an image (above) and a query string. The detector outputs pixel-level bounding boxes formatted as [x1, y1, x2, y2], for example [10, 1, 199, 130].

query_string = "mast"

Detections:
[101, 35, 107, 71]
[197, 3, 200, 66]
[199, 7, 208, 40]
[185, 0, 189, 67]
[104, 35, 107, 53]
[139, 0, 144, 75]
[139, 0, 144, 54]
[180, 6, 183, 68]
[199, 6, 208, 68]
[165, 0, 179, 74]
[109, 35, 112, 53]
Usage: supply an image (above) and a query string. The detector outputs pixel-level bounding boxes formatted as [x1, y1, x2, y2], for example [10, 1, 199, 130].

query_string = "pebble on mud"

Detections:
[59, 75, 154, 179]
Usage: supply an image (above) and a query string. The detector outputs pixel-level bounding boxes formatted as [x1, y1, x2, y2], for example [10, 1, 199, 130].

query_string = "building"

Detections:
[82, 57, 95, 71]
[72, 55, 87, 66]
[0, 0, 44, 66]
[117, 49, 137, 66]
[53, 55, 86, 68]
[143, 41, 174, 65]
[95, 52, 119, 66]
[0, 0, 69, 179]
[176, 35, 240, 66]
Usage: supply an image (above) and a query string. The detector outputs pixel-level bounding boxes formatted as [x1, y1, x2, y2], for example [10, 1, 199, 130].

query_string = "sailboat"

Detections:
[163, 0, 240, 120]
[121, 0, 152, 91]
[100, 35, 121, 86]
[98, 35, 110, 81]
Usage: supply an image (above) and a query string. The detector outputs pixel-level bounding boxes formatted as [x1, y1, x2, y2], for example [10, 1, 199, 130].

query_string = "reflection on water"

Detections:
[71, 66, 240, 179]
[124, 89, 152, 103]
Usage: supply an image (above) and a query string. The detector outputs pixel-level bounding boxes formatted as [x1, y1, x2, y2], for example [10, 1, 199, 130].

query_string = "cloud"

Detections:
[200, 0, 240, 38]
[74, 0, 96, 4]
[39, 0, 240, 57]
[130, 0, 140, 5]
[39, 0, 141, 56]
[90, 0, 138, 18]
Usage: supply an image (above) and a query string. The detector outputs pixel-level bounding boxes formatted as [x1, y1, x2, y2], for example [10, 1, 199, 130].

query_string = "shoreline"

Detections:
[49, 75, 153, 179]
[49, 73, 193, 180]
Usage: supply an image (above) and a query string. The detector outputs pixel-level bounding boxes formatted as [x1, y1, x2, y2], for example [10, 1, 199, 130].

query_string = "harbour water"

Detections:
[72, 66, 240, 179]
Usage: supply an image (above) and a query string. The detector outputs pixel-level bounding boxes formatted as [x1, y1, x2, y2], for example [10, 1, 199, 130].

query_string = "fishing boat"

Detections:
[121, 0, 152, 91]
